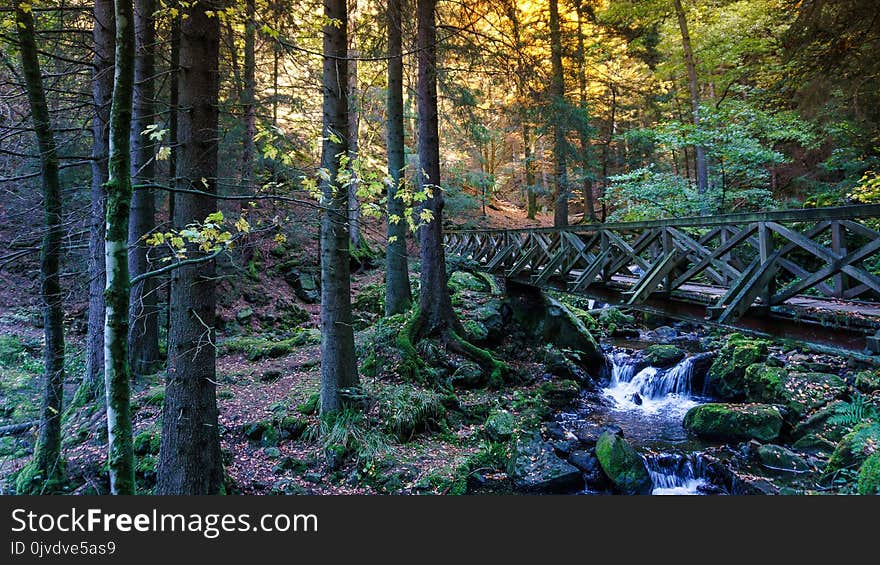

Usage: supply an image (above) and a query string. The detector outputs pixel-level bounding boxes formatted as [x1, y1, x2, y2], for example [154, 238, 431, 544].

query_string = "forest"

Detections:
[0, 0, 879, 497]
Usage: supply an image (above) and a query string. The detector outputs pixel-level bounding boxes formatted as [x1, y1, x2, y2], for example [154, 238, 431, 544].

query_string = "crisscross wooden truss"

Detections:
[444, 205, 880, 324]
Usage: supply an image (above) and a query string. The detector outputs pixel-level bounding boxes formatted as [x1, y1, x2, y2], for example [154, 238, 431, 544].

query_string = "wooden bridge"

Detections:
[444, 205, 880, 354]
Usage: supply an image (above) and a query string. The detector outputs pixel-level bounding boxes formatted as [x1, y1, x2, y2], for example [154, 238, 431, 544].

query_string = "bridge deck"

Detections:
[445, 205, 880, 354]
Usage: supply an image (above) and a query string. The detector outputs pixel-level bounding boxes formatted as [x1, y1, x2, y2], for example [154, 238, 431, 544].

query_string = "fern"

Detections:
[828, 393, 879, 427]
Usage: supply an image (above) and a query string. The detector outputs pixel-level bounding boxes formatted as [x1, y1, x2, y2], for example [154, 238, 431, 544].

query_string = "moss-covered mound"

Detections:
[594, 431, 652, 495]
[683, 403, 783, 442]
[744, 364, 846, 421]
[826, 422, 880, 474]
[705, 333, 769, 399]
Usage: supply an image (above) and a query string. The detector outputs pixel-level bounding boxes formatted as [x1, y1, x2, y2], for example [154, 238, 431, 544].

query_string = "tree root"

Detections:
[448, 330, 508, 389]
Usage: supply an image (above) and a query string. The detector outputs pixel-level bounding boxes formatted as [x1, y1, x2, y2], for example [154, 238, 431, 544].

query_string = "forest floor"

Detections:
[0, 194, 567, 495]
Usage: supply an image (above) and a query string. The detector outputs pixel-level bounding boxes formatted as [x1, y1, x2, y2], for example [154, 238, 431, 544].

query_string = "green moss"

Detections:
[857, 452, 880, 495]
[683, 402, 783, 442]
[644, 344, 685, 368]
[827, 422, 880, 473]
[706, 333, 770, 399]
[449, 331, 507, 389]
[595, 432, 652, 495]
[353, 283, 385, 315]
[298, 392, 320, 415]
[221, 331, 317, 361]
[484, 410, 516, 442]
[854, 370, 880, 394]
[133, 428, 160, 456]
[14, 456, 66, 495]
[448, 271, 488, 293]
[538, 379, 581, 409]
[745, 365, 846, 420]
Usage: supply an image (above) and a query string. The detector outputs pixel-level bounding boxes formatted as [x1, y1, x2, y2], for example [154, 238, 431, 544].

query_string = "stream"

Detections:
[557, 330, 723, 495]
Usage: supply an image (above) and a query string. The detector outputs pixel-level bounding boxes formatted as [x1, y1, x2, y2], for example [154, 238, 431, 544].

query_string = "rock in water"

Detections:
[683, 403, 783, 442]
[594, 431, 653, 495]
[507, 432, 584, 494]
[705, 333, 769, 399]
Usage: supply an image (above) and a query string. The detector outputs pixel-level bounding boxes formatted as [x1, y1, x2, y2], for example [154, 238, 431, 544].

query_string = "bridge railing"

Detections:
[444, 204, 880, 324]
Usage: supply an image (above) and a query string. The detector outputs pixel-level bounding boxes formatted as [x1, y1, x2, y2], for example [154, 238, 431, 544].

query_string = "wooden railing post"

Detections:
[831, 220, 847, 298]
[758, 221, 774, 306]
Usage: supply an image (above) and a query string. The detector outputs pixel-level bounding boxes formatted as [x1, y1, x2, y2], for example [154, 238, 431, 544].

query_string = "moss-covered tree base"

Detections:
[14, 457, 66, 495]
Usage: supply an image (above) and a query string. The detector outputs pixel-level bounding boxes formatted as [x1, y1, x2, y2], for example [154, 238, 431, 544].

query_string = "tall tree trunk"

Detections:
[575, 1, 596, 222]
[129, 0, 160, 377]
[242, 0, 255, 192]
[319, 0, 358, 415]
[104, 0, 137, 496]
[506, 1, 537, 220]
[384, 0, 411, 316]
[165, 2, 180, 344]
[673, 0, 708, 200]
[347, 0, 361, 249]
[14, 0, 66, 494]
[549, 0, 568, 227]
[156, 0, 224, 494]
[85, 0, 114, 404]
[523, 124, 537, 219]
[416, 0, 457, 336]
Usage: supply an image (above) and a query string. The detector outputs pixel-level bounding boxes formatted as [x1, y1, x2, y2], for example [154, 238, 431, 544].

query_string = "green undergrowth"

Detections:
[221, 329, 320, 361]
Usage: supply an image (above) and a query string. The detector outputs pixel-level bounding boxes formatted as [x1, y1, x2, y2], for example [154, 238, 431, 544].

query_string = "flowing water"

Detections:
[562, 344, 720, 495]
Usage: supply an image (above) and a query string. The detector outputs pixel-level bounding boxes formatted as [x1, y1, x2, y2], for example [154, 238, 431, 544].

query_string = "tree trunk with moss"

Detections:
[13, 0, 66, 494]
[319, 0, 359, 415]
[156, 0, 224, 495]
[84, 0, 114, 404]
[128, 0, 160, 377]
[416, 0, 457, 337]
[384, 0, 411, 316]
[104, 0, 137, 496]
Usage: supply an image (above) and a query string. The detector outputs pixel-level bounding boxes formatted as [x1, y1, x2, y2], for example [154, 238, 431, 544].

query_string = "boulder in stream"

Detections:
[705, 333, 770, 400]
[594, 430, 653, 495]
[683, 403, 783, 442]
[643, 344, 685, 368]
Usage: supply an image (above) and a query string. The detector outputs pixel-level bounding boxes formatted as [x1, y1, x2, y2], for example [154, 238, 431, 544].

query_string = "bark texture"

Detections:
[156, 1, 224, 494]
[384, 0, 412, 316]
[319, 0, 359, 414]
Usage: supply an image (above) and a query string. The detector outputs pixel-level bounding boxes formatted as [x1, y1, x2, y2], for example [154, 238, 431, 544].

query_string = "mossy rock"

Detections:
[644, 345, 685, 368]
[854, 370, 880, 394]
[485, 410, 516, 443]
[791, 400, 854, 448]
[756, 444, 812, 473]
[451, 361, 484, 388]
[745, 365, 846, 421]
[595, 431, 652, 495]
[137, 385, 165, 408]
[539, 379, 581, 409]
[593, 307, 635, 336]
[857, 452, 880, 495]
[706, 333, 770, 400]
[543, 297, 605, 376]
[449, 271, 488, 293]
[826, 422, 880, 473]
[683, 403, 783, 442]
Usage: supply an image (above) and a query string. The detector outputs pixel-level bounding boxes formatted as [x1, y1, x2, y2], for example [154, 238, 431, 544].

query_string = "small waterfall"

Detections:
[653, 356, 695, 397]
[645, 453, 711, 495]
[604, 351, 700, 414]
[610, 351, 635, 386]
